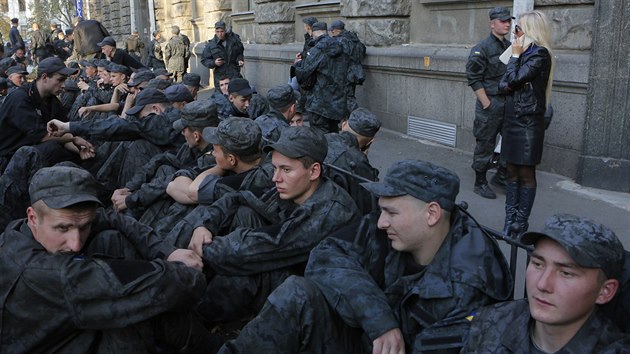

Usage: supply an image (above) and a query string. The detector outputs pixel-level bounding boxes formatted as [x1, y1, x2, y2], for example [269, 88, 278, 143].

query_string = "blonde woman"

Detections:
[500, 10, 554, 236]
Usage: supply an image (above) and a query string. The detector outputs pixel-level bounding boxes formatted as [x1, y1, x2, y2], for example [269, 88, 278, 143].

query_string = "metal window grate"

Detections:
[407, 116, 457, 147]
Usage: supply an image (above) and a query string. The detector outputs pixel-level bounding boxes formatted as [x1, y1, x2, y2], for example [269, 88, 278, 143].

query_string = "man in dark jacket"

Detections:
[463, 214, 630, 353]
[0, 57, 89, 173]
[0, 165, 211, 353]
[220, 159, 513, 354]
[201, 21, 244, 88]
[9, 18, 24, 53]
[294, 22, 348, 134]
[331, 20, 366, 113]
[465, 7, 513, 199]
[98, 36, 145, 70]
[72, 16, 110, 61]
[30, 23, 48, 65]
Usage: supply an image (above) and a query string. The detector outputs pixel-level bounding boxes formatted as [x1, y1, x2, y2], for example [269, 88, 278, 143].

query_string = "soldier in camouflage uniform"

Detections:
[220, 159, 513, 353]
[109, 100, 218, 227]
[466, 7, 513, 199]
[222, 77, 253, 118]
[166, 127, 359, 328]
[182, 72, 203, 99]
[324, 107, 381, 214]
[0, 166, 212, 353]
[164, 83, 194, 110]
[254, 84, 296, 145]
[147, 30, 165, 69]
[294, 22, 349, 134]
[330, 20, 366, 113]
[124, 30, 146, 63]
[161, 117, 273, 236]
[463, 214, 630, 353]
[47, 88, 185, 191]
[164, 26, 190, 83]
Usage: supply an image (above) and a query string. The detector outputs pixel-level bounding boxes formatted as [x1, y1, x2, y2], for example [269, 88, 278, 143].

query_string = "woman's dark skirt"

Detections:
[501, 113, 545, 166]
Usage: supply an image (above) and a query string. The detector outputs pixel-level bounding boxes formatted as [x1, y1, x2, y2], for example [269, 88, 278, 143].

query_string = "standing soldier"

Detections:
[293, 22, 348, 134]
[9, 18, 24, 54]
[147, 30, 165, 70]
[30, 23, 48, 65]
[125, 30, 146, 63]
[466, 7, 513, 199]
[330, 20, 366, 113]
[200, 21, 244, 89]
[71, 16, 110, 61]
[164, 26, 189, 83]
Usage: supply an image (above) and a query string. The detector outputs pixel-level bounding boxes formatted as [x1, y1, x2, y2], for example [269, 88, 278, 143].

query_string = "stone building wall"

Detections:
[86, 0, 629, 192]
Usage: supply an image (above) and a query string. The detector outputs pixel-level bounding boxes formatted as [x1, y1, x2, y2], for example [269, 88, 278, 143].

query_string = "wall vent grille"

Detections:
[407, 116, 457, 147]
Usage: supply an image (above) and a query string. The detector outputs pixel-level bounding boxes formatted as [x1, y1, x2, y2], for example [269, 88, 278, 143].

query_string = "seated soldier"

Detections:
[77, 62, 131, 120]
[68, 60, 115, 122]
[6, 65, 27, 92]
[255, 84, 296, 145]
[325, 107, 381, 214]
[463, 214, 630, 353]
[167, 116, 272, 206]
[209, 75, 231, 117]
[48, 88, 185, 191]
[110, 100, 218, 227]
[182, 73, 203, 99]
[223, 77, 253, 119]
[220, 159, 513, 353]
[0, 165, 211, 353]
[166, 127, 360, 328]
[165, 83, 195, 110]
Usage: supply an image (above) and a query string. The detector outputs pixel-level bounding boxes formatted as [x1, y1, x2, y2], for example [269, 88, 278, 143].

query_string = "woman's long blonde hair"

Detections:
[519, 10, 554, 108]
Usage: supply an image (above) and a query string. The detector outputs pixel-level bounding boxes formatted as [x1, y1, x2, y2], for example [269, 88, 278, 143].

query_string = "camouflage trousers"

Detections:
[472, 95, 506, 173]
[219, 276, 365, 354]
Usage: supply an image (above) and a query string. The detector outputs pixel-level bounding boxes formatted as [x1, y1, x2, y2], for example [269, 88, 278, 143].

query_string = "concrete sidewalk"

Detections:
[369, 129, 630, 249]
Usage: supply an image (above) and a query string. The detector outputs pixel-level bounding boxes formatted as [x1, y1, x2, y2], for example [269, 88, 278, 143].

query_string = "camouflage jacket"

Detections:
[305, 210, 513, 353]
[123, 143, 213, 210]
[337, 30, 366, 85]
[196, 161, 274, 205]
[0, 209, 206, 353]
[324, 131, 379, 214]
[194, 178, 359, 276]
[294, 34, 349, 120]
[70, 108, 184, 149]
[164, 35, 190, 72]
[466, 33, 511, 96]
[254, 108, 290, 146]
[463, 299, 630, 353]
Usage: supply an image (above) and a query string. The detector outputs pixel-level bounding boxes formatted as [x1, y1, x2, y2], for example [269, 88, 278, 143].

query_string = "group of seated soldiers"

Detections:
[0, 56, 628, 354]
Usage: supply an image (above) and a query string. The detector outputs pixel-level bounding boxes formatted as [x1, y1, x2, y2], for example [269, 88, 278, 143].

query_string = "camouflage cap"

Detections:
[228, 78, 252, 96]
[183, 73, 204, 88]
[489, 7, 514, 21]
[263, 126, 327, 163]
[203, 117, 261, 156]
[311, 22, 327, 31]
[330, 20, 345, 30]
[215, 21, 226, 29]
[173, 100, 219, 131]
[64, 79, 80, 91]
[164, 84, 194, 103]
[126, 88, 169, 115]
[106, 62, 132, 76]
[6, 66, 28, 76]
[361, 159, 460, 212]
[267, 84, 295, 109]
[79, 59, 97, 68]
[29, 166, 103, 208]
[127, 69, 156, 87]
[347, 108, 381, 137]
[521, 214, 625, 279]
[145, 78, 173, 90]
[153, 68, 172, 77]
[0, 58, 17, 74]
[302, 16, 318, 27]
[0, 77, 8, 89]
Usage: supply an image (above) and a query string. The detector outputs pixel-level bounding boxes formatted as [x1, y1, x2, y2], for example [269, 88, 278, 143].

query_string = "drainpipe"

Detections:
[130, 0, 136, 33]
[148, 0, 156, 35]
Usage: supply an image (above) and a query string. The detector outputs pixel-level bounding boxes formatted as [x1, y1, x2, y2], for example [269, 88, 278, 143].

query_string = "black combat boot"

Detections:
[503, 181, 519, 236]
[512, 186, 537, 236]
[474, 171, 496, 199]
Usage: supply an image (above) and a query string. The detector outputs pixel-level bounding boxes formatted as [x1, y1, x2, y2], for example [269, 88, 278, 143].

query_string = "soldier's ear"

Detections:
[595, 278, 619, 305]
